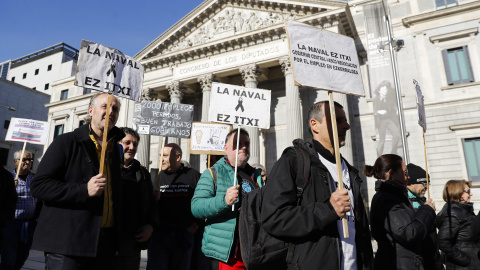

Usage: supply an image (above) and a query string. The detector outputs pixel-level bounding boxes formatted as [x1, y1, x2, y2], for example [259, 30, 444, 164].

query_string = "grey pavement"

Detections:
[20, 250, 148, 270]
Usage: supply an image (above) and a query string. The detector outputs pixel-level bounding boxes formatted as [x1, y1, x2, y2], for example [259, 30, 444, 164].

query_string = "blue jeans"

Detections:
[146, 229, 194, 270]
[0, 220, 35, 270]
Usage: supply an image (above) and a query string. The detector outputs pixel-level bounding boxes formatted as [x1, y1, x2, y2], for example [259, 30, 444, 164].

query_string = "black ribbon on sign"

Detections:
[106, 64, 117, 78]
[235, 97, 245, 112]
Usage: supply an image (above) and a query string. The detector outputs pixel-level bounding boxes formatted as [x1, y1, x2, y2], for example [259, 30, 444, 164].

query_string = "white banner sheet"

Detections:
[286, 20, 364, 97]
[76, 40, 143, 101]
[5, 118, 50, 145]
[190, 122, 231, 155]
[208, 83, 271, 129]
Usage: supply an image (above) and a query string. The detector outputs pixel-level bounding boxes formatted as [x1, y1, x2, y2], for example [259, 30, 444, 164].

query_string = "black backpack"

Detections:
[238, 146, 311, 270]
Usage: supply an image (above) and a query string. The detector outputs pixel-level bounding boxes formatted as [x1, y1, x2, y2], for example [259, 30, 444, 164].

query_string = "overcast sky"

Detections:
[0, 0, 204, 62]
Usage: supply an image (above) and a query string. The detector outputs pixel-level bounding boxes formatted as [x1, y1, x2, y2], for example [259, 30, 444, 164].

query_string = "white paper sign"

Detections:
[190, 122, 231, 155]
[414, 80, 427, 132]
[75, 40, 143, 101]
[209, 83, 271, 129]
[5, 118, 50, 145]
[286, 20, 364, 96]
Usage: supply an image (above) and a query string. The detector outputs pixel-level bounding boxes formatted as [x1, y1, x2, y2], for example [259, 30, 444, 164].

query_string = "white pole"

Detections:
[232, 126, 240, 211]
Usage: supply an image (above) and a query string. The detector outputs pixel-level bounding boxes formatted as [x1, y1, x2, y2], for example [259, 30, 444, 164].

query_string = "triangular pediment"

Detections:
[136, 0, 353, 66]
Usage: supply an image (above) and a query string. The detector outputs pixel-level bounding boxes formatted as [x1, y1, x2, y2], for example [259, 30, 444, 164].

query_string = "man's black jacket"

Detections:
[31, 124, 125, 257]
[0, 166, 17, 244]
[261, 139, 373, 270]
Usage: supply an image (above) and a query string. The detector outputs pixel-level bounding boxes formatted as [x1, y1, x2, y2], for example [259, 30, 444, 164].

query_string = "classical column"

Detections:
[166, 81, 185, 145]
[198, 73, 215, 172]
[239, 64, 261, 165]
[280, 57, 303, 144]
[136, 88, 156, 169]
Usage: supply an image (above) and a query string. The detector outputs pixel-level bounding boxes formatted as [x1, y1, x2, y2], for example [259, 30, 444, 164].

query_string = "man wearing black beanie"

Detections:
[406, 163, 428, 209]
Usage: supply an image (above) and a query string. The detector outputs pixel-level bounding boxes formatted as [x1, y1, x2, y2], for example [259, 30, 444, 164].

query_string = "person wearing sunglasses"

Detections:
[406, 163, 429, 210]
[437, 180, 480, 270]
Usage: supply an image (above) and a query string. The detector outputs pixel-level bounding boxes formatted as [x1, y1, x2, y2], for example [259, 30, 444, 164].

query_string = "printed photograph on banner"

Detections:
[133, 101, 194, 138]
[414, 80, 427, 132]
[286, 20, 364, 96]
[5, 118, 50, 145]
[190, 122, 231, 155]
[208, 82, 271, 129]
[75, 40, 143, 101]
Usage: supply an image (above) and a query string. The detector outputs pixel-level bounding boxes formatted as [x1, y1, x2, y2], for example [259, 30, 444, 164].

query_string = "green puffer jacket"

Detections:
[191, 157, 262, 262]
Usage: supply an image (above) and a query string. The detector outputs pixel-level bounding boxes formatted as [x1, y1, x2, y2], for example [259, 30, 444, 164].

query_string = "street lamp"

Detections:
[1, 105, 16, 111]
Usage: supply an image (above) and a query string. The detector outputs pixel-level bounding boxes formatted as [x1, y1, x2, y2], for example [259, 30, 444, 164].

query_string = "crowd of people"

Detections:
[1, 92, 480, 270]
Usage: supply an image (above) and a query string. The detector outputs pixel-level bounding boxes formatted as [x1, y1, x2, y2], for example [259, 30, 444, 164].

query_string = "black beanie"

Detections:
[407, 163, 429, 185]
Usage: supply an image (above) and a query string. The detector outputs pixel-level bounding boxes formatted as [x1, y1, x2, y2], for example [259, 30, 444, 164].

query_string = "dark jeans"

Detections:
[147, 229, 194, 270]
[45, 227, 116, 270]
[114, 238, 141, 270]
[0, 219, 35, 270]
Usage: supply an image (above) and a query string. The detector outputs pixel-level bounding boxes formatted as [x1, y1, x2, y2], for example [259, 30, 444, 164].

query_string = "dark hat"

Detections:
[407, 163, 429, 185]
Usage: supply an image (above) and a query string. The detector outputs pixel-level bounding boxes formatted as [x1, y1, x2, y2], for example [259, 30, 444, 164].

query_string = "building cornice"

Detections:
[402, 1, 480, 27]
[430, 27, 478, 43]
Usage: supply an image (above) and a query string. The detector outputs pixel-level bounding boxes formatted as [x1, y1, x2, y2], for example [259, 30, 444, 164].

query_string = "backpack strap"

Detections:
[286, 146, 311, 264]
[208, 167, 218, 193]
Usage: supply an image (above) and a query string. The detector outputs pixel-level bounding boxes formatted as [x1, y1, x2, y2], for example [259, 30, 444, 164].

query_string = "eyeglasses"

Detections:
[404, 169, 409, 177]
[16, 158, 33, 162]
[465, 189, 471, 195]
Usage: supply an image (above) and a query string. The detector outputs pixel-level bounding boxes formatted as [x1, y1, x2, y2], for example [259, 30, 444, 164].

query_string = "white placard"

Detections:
[414, 80, 427, 132]
[75, 40, 143, 101]
[209, 83, 271, 129]
[5, 118, 50, 145]
[190, 122, 231, 155]
[286, 20, 364, 97]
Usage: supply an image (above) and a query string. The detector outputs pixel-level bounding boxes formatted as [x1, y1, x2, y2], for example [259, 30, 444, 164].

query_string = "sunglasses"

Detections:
[16, 158, 33, 162]
[465, 189, 471, 195]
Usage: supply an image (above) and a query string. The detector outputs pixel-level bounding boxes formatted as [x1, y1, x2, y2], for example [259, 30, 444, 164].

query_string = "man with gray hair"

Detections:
[31, 92, 125, 269]
[0, 149, 39, 270]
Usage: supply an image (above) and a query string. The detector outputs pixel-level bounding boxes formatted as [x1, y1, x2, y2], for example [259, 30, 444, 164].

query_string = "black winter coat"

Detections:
[371, 180, 436, 270]
[261, 139, 373, 270]
[31, 124, 125, 257]
[436, 202, 480, 270]
[0, 166, 17, 244]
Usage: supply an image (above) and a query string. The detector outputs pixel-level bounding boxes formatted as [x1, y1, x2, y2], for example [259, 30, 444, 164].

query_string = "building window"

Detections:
[4, 120, 10, 129]
[442, 46, 474, 85]
[79, 120, 86, 127]
[44, 83, 49, 90]
[54, 124, 64, 139]
[436, 0, 457, 9]
[11, 77, 15, 82]
[60, 90, 68, 100]
[83, 88, 92, 95]
[35, 69, 39, 75]
[0, 148, 8, 166]
[463, 137, 480, 182]
[23, 73, 27, 79]
[47, 64, 52, 71]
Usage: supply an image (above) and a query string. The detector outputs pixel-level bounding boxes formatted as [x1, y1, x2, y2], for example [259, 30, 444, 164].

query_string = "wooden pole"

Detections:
[99, 94, 112, 175]
[14, 142, 27, 182]
[328, 92, 349, 238]
[157, 137, 166, 190]
[208, 155, 211, 168]
[422, 128, 430, 199]
[232, 126, 240, 211]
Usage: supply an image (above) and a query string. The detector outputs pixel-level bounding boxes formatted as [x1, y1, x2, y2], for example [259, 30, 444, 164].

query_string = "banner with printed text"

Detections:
[208, 82, 271, 129]
[189, 122, 232, 155]
[5, 118, 50, 145]
[133, 101, 194, 138]
[75, 40, 143, 101]
[286, 20, 364, 96]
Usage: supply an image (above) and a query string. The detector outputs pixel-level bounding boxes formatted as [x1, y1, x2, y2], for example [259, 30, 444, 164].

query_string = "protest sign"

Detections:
[6, 118, 50, 145]
[414, 80, 427, 132]
[133, 101, 194, 139]
[208, 82, 271, 129]
[75, 40, 143, 101]
[189, 122, 231, 155]
[286, 20, 364, 97]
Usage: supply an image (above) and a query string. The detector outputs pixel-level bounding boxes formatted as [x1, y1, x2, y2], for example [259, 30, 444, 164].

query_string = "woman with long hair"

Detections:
[436, 180, 480, 269]
[366, 154, 436, 270]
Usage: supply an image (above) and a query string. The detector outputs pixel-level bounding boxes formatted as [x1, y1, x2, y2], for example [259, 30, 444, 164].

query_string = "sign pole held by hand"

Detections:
[422, 128, 430, 199]
[328, 92, 349, 238]
[232, 126, 240, 211]
[99, 94, 112, 175]
[14, 142, 27, 182]
[157, 137, 166, 190]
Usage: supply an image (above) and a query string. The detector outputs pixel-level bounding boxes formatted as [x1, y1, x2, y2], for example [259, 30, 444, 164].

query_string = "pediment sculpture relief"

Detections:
[165, 8, 297, 54]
